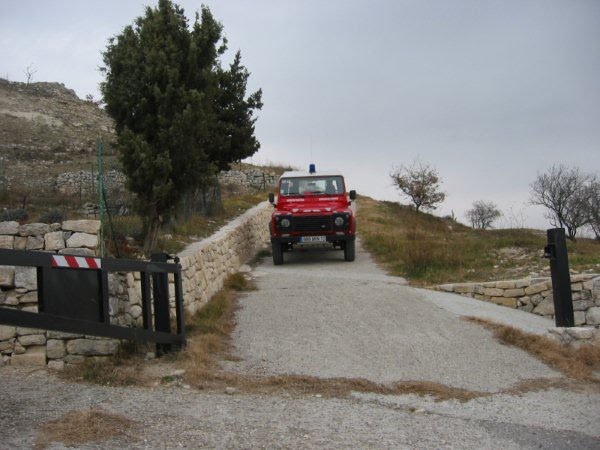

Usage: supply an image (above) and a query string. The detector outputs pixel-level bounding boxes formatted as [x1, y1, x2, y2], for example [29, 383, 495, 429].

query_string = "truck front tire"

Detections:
[272, 242, 284, 265]
[344, 240, 355, 262]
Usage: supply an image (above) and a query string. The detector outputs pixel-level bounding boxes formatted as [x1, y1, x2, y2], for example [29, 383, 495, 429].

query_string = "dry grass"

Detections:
[358, 195, 600, 285]
[34, 408, 138, 450]
[464, 317, 600, 382]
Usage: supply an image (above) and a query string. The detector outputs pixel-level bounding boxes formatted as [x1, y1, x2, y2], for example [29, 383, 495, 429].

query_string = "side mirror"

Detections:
[349, 190, 356, 201]
[268, 192, 275, 205]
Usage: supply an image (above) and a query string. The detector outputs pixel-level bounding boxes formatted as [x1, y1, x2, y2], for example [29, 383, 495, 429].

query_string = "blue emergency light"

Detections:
[309, 163, 316, 173]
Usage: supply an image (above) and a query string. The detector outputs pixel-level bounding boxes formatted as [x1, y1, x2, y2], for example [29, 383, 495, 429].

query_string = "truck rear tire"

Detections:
[344, 240, 355, 262]
[272, 242, 284, 265]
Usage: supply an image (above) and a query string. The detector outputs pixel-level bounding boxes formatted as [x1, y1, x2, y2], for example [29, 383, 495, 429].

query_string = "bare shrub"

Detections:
[466, 200, 502, 229]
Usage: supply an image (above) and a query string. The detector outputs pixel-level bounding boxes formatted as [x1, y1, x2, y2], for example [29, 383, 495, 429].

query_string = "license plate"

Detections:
[300, 235, 326, 243]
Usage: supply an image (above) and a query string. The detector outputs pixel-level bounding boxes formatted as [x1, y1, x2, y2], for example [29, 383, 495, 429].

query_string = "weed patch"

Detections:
[464, 317, 600, 382]
[34, 408, 138, 449]
[358, 195, 599, 285]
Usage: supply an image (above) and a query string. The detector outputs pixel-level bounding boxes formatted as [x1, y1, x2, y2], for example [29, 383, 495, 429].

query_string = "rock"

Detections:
[66, 232, 98, 249]
[586, 307, 600, 326]
[18, 223, 50, 237]
[573, 300, 594, 311]
[44, 231, 65, 251]
[18, 334, 46, 346]
[10, 346, 46, 366]
[46, 339, 67, 359]
[17, 327, 43, 336]
[565, 327, 595, 340]
[18, 291, 38, 304]
[533, 297, 555, 316]
[0, 266, 15, 287]
[130, 305, 142, 319]
[490, 297, 517, 308]
[0, 235, 15, 249]
[224, 387, 237, 395]
[0, 325, 16, 341]
[454, 284, 475, 294]
[14, 267, 37, 290]
[14, 236, 27, 250]
[62, 220, 101, 234]
[437, 284, 454, 292]
[524, 283, 547, 296]
[26, 236, 44, 250]
[47, 360, 65, 371]
[495, 280, 516, 289]
[0, 221, 19, 235]
[66, 338, 119, 356]
[484, 288, 504, 297]
[574, 311, 586, 326]
[503, 288, 525, 298]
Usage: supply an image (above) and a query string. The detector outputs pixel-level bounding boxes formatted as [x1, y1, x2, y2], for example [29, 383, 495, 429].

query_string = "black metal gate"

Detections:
[0, 249, 185, 352]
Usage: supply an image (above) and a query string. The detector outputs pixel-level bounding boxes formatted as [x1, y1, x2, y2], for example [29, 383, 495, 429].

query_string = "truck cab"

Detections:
[268, 164, 356, 265]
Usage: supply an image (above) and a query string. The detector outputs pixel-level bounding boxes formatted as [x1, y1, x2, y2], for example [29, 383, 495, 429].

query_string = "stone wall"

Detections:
[176, 202, 272, 314]
[437, 274, 600, 327]
[0, 219, 121, 369]
[219, 168, 278, 192]
[0, 202, 273, 368]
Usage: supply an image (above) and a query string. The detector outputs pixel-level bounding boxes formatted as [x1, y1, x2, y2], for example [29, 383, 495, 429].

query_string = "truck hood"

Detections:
[276, 196, 351, 213]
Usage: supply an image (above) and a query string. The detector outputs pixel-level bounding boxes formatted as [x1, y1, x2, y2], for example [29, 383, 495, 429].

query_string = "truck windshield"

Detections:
[279, 176, 345, 196]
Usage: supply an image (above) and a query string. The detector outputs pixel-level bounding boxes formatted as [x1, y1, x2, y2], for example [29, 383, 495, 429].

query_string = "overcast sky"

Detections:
[1, 0, 599, 229]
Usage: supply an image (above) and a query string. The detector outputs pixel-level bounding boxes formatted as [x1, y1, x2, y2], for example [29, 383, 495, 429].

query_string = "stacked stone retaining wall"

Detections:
[437, 275, 600, 346]
[0, 202, 272, 368]
[176, 202, 272, 315]
[0, 219, 120, 369]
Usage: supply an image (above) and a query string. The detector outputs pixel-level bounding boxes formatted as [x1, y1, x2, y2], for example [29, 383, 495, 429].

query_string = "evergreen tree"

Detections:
[101, 1, 261, 253]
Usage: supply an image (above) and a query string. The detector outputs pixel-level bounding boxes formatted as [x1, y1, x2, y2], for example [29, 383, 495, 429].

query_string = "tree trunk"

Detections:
[143, 213, 162, 255]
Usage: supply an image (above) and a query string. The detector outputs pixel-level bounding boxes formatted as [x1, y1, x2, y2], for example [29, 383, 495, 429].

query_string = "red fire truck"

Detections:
[268, 164, 356, 265]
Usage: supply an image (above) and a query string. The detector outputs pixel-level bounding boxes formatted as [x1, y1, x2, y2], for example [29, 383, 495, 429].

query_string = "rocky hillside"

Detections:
[0, 78, 116, 195]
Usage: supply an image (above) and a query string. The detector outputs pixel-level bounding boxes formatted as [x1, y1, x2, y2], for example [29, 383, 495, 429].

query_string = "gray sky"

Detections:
[1, 0, 599, 229]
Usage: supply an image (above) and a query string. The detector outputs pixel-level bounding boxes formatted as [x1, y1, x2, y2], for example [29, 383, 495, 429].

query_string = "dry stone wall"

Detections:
[0, 202, 272, 368]
[436, 274, 600, 345]
[0, 219, 122, 369]
[176, 202, 272, 314]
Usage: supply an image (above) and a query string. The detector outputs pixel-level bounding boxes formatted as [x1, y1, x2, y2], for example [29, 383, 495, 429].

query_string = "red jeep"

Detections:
[268, 165, 356, 265]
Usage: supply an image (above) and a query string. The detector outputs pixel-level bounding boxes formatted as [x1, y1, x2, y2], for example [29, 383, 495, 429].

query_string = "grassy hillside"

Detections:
[358, 196, 600, 286]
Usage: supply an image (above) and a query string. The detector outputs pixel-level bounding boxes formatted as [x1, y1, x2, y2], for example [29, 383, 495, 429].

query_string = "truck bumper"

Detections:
[270, 234, 355, 245]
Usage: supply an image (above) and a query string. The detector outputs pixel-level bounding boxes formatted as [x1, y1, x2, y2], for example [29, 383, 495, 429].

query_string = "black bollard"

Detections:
[151, 253, 172, 354]
[543, 228, 575, 327]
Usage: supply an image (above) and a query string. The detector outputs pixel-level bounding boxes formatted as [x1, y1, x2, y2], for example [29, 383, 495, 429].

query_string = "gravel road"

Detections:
[1, 239, 599, 449]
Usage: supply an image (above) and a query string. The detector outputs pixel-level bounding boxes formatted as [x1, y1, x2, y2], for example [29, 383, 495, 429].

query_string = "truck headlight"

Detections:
[281, 218, 291, 228]
[334, 216, 345, 227]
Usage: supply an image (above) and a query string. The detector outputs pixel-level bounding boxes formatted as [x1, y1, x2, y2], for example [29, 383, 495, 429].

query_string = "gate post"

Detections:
[151, 253, 172, 354]
[543, 228, 575, 327]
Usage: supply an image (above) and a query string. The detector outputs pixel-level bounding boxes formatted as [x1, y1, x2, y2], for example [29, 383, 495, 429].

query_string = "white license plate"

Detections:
[300, 235, 326, 243]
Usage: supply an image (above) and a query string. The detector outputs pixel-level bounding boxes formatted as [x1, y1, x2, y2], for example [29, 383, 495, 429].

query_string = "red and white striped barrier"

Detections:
[51, 255, 101, 270]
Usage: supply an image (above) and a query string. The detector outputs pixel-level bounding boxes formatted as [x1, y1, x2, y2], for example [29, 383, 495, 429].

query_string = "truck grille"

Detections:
[292, 216, 332, 233]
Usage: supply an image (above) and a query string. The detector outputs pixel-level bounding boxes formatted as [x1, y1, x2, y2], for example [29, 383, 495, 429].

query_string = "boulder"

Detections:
[0, 325, 16, 341]
[533, 297, 555, 316]
[46, 339, 67, 359]
[26, 236, 44, 250]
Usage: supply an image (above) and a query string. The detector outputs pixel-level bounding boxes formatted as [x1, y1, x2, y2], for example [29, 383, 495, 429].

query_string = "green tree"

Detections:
[101, 1, 261, 253]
